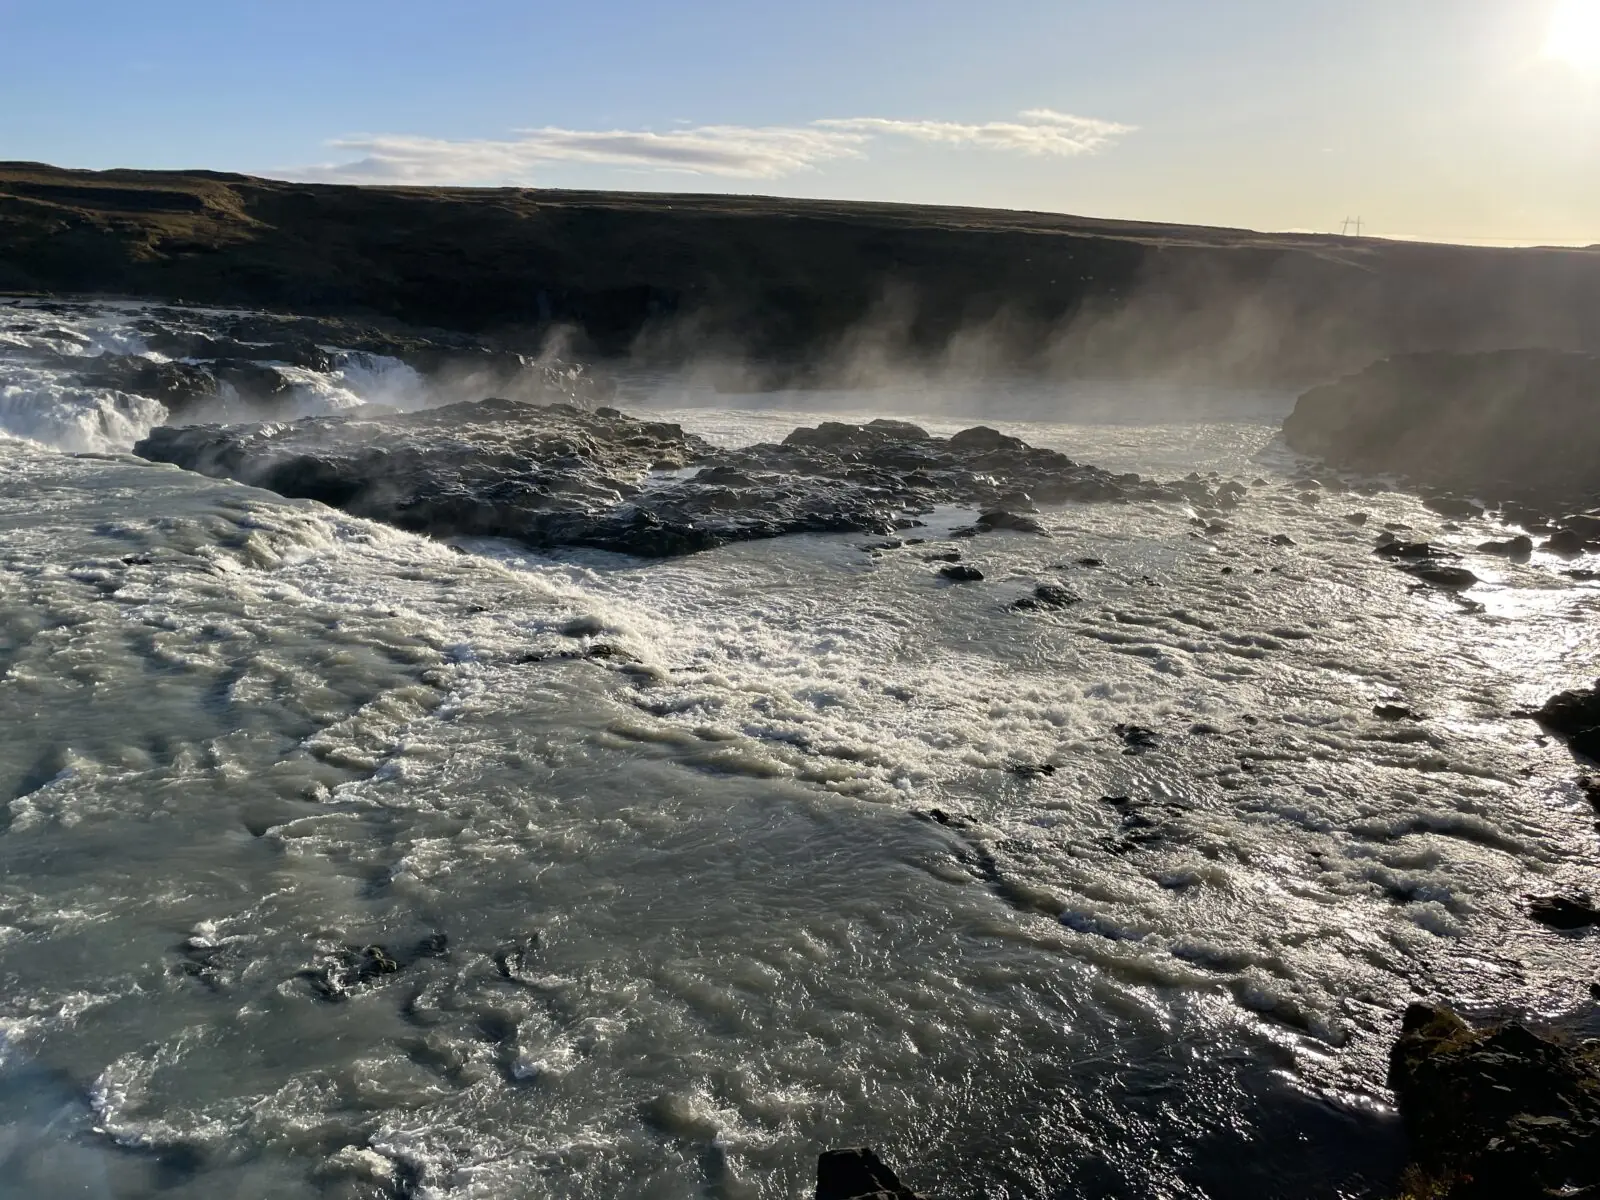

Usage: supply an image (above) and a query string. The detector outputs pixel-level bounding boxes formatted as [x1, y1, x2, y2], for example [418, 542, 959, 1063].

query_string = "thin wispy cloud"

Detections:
[817, 110, 1134, 157]
[291, 109, 1135, 185]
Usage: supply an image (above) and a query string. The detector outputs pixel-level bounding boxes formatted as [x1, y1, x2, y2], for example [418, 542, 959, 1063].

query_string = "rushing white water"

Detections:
[0, 301, 1596, 1199]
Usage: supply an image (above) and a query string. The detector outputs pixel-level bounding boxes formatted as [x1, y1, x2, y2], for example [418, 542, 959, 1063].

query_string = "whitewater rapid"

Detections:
[0, 300, 1596, 1199]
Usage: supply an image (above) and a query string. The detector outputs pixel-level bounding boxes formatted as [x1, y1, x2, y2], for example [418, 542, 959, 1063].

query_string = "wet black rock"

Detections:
[1375, 539, 1458, 560]
[1404, 564, 1479, 589]
[1544, 528, 1597, 558]
[1478, 535, 1534, 560]
[974, 509, 1046, 534]
[1073, 556, 1105, 567]
[1267, 533, 1296, 546]
[938, 564, 984, 583]
[1526, 681, 1600, 761]
[1388, 1003, 1600, 1200]
[1344, 511, 1371, 525]
[1423, 494, 1485, 519]
[815, 1148, 925, 1200]
[137, 401, 1219, 558]
[1527, 895, 1600, 929]
[1579, 777, 1600, 809]
[1113, 723, 1160, 753]
[1005, 762, 1057, 778]
[78, 355, 222, 412]
[1374, 704, 1422, 721]
[1013, 583, 1081, 611]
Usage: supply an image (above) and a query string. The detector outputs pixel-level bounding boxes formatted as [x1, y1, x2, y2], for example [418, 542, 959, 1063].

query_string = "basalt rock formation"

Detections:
[1283, 349, 1600, 510]
[1388, 1003, 1600, 1200]
[133, 400, 1225, 557]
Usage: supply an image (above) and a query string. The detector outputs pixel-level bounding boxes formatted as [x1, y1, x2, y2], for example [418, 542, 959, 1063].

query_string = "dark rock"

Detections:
[1374, 704, 1422, 721]
[920, 550, 961, 563]
[1113, 723, 1160, 753]
[947, 426, 1024, 453]
[1344, 511, 1370, 525]
[1389, 1002, 1600, 1200]
[1267, 533, 1295, 546]
[1013, 583, 1081, 611]
[1545, 528, 1595, 558]
[79, 355, 223, 413]
[1403, 564, 1479, 589]
[938, 564, 984, 583]
[1006, 762, 1057, 778]
[1375, 540, 1457, 560]
[1478, 535, 1534, 560]
[815, 1148, 925, 1200]
[1525, 682, 1600, 762]
[975, 510, 1046, 535]
[1074, 557, 1105, 568]
[134, 400, 1199, 558]
[1424, 494, 1485, 519]
[1528, 895, 1600, 929]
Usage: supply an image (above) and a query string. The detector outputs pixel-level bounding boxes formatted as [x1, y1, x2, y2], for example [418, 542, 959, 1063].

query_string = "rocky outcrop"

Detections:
[1525, 681, 1600, 762]
[134, 402, 1223, 557]
[815, 1148, 925, 1200]
[1283, 349, 1600, 509]
[1388, 1003, 1600, 1199]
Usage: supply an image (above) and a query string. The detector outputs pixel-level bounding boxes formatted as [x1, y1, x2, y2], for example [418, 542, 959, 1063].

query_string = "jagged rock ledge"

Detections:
[133, 399, 1232, 557]
[1389, 1003, 1600, 1199]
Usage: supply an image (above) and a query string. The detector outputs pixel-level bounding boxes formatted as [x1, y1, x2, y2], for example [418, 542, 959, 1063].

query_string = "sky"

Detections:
[1, 0, 1597, 246]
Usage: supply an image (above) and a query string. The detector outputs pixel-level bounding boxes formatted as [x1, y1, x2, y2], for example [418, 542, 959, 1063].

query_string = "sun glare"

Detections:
[1545, 0, 1600, 68]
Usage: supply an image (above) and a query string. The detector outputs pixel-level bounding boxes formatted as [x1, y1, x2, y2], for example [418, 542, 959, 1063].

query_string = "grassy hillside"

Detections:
[3, 162, 1598, 381]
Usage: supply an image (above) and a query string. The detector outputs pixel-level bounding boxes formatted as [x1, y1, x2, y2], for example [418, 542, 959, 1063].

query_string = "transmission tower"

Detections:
[1340, 216, 1365, 237]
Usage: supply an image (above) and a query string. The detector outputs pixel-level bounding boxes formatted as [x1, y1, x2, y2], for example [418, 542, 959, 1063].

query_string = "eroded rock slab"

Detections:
[135, 402, 1221, 557]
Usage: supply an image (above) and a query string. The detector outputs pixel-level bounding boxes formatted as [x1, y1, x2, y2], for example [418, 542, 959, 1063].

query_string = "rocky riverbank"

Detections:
[133, 399, 1232, 556]
[1389, 1004, 1600, 1200]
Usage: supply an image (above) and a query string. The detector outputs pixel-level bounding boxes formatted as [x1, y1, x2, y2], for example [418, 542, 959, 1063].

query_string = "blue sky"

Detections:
[2, 0, 1597, 245]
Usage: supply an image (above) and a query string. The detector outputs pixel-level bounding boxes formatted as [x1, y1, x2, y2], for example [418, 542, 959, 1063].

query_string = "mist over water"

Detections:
[0, 300, 1596, 1198]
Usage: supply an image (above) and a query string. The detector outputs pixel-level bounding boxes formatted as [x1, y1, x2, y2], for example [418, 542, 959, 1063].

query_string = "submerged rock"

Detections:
[1013, 583, 1081, 611]
[136, 399, 1217, 558]
[938, 564, 984, 583]
[815, 1148, 925, 1200]
[1388, 1003, 1600, 1199]
[1527, 895, 1600, 930]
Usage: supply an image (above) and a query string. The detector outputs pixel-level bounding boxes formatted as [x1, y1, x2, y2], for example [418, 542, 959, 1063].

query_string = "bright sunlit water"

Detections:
[0, 300, 1597, 1198]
